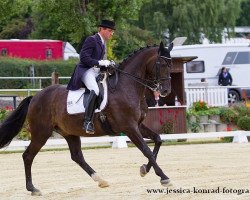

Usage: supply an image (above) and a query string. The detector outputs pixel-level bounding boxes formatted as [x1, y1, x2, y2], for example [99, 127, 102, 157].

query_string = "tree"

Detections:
[138, 0, 241, 44]
[0, 18, 32, 39]
[0, 0, 34, 38]
[0, 0, 15, 21]
[0, 0, 148, 58]
[31, 0, 144, 43]
[236, 0, 250, 26]
[113, 25, 157, 60]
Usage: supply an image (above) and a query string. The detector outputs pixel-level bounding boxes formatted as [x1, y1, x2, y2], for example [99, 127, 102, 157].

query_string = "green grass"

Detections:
[0, 139, 230, 154]
[0, 91, 38, 96]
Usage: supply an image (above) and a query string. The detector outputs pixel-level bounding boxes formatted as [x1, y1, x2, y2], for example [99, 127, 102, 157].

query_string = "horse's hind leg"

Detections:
[22, 126, 53, 196]
[139, 123, 162, 177]
[64, 135, 109, 188]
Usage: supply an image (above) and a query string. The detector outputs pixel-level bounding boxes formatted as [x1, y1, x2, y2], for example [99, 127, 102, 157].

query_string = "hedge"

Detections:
[237, 116, 250, 131]
[0, 57, 78, 88]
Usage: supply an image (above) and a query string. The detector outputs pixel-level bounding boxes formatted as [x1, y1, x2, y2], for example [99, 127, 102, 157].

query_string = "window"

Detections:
[45, 49, 52, 59]
[233, 52, 250, 64]
[1, 48, 8, 56]
[222, 52, 237, 65]
[222, 51, 250, 65]
[186, 61, 205, 73]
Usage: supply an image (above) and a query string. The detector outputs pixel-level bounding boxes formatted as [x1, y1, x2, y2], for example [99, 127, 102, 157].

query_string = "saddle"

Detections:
[66, 73, 108, 114]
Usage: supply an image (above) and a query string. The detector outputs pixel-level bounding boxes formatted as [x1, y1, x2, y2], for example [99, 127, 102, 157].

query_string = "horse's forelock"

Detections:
[158, 42, 173, 58]
[159, 46, 172, 59]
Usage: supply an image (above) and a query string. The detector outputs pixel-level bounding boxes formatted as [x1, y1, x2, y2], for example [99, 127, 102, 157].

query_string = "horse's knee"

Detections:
[153, 135, 162, 144]
[155, 139, 162, 146]
[71, 154, 78, 163]
[22, 151, 27, 160]
[71, 152, 82, 164]
[22, 150, 31, 163]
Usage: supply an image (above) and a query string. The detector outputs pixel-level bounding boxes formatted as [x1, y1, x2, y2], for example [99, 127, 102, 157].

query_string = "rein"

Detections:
[111, 56, 171, 91]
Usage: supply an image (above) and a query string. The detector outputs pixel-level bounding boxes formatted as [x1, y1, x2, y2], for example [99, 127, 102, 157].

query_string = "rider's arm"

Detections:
[80, 36, 99, 67]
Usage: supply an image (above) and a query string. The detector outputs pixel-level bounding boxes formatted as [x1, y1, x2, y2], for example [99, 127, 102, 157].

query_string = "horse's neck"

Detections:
[116, 49, 155, 100]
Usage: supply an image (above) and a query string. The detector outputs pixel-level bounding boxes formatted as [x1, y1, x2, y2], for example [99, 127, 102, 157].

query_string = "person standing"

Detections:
[218, 67, 233, 86]
[67, 19, 115, 134]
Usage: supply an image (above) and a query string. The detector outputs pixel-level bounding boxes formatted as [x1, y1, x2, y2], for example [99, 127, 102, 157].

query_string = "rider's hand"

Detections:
[98, 60, 111, 67]
[110, 60, 116, 66]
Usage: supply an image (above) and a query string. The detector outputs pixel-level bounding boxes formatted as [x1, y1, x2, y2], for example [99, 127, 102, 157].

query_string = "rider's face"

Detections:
[99, 27, 114, 41]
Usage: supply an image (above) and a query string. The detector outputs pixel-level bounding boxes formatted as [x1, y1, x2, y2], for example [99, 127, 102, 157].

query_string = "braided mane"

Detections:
[118, 44, 158, 69]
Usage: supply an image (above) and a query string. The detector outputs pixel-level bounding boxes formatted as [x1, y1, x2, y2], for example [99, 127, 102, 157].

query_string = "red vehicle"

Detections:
[0, 39, 78, 60]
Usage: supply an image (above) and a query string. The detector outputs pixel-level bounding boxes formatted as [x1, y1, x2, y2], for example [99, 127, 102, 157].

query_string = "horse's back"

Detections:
[28, 84, 68, 120]
[31, 84, 67, 103]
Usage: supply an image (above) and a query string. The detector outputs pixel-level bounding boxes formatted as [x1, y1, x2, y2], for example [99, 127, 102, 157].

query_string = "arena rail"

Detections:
[0, 76, 70, 89]
[1, 131, 249, 151]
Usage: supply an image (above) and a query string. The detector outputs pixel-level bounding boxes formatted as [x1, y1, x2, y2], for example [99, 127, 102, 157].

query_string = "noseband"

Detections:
[150, 55, 172, 91]
[112, 55, 172, 91]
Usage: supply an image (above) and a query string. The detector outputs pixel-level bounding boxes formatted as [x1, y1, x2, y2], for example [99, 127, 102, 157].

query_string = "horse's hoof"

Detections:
[140, 164, 147, 177]
[31, 188, 42, 196]
[160, 179, 172, 187]
[98, 180, 109, 188]
[91, 173, 109, 188]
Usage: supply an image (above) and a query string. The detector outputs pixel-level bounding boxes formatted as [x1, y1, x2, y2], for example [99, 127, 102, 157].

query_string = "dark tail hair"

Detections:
[0, 96, 33, 148]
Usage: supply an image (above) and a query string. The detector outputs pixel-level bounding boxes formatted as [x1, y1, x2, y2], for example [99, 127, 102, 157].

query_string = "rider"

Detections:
[67, 19, 115, 134]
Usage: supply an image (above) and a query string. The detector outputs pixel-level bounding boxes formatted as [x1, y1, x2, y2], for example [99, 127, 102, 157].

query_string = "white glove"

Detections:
[110, 60, 116, 66]
[98, 60, 111, 67]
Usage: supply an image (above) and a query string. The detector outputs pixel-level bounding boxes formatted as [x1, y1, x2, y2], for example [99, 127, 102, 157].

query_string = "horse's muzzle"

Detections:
[159, 80, 171, 97]
[160, 90, 171, 97]
[159, 87, 171, 97]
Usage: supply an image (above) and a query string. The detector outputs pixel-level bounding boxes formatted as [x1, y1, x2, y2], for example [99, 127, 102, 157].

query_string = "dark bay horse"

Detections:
[0, 42, 173, 196]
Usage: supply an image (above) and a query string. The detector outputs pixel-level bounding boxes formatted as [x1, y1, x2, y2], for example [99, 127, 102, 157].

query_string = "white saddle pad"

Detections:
[67, 80, 108, 114]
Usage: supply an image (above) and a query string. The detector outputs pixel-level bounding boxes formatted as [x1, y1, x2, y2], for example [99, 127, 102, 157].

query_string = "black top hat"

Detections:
[99, 19, 116, 30]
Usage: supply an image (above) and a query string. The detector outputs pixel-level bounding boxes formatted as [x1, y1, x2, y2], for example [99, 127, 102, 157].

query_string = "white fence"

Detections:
[185, 86, 228, 107]
[1, 77, 250, 107]
[0, 76, 70, 89]
[1, 131, 249, 151]
[0, 76, 70, 96]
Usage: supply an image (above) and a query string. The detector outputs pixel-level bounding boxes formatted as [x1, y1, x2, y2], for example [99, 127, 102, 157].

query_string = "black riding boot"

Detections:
[83, 90, 97, 134]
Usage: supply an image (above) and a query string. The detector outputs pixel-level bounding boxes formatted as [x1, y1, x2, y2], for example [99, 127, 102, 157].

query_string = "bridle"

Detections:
[110, 54, 172, 92]
[148, 55, 172, 91]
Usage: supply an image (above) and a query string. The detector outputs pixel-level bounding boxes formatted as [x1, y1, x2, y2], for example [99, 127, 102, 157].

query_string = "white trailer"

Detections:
[171, 42, 250, 102]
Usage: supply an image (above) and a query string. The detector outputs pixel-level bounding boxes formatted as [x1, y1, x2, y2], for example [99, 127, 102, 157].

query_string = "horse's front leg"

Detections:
[139, 123, 162, 177]
[126, 126, 170, 186]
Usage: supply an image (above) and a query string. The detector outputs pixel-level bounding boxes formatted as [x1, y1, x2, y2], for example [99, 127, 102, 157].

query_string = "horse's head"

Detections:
[146, 42, 173, 97]
[114, 42, 173, 98]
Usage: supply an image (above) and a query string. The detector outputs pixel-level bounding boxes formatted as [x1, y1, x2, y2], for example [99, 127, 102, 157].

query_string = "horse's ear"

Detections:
[158, 41, 164, 53]
[160, 41, 164, 49]
[168, 42, 173, 51]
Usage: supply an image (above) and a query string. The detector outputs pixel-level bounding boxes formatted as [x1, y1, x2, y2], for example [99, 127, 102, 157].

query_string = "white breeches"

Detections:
[81, 67, 100, 96]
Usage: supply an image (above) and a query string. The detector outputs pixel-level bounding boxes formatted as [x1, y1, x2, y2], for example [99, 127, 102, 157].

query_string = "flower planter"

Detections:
[189, 115, 196, 123]
[198, 115, 208, 123]
[216, 123, 227, 132]
[204, 124, 216, 132]
[209, 115, 221, 123]
[199, 124, 205, 133]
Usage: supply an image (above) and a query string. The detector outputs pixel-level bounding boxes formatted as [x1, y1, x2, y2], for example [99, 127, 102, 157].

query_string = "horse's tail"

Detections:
[0, 96, 33, 149]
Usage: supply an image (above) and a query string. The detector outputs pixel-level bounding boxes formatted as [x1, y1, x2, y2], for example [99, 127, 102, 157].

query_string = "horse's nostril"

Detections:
[160, 89, 171, 97]
[160, 91, 168, 97]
